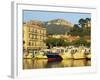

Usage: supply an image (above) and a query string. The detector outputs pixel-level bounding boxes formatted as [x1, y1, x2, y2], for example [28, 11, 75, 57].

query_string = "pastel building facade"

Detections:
[23, 20, 47, 54]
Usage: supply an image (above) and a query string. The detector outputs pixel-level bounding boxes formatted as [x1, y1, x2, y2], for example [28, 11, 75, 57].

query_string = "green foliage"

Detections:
[69, 24, 83, 36]
[46, 37, 90, 48]
[78, 18, 86, 27]
[82, 27, 91, 36]
[85, 18, 91, 22]
[46, 38, 70, 48]
[69, 18, 91, 37]
[72, 38, 90, 47]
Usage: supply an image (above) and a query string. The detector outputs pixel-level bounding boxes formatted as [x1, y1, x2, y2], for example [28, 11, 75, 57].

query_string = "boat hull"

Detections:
[46, 53, 62, 62]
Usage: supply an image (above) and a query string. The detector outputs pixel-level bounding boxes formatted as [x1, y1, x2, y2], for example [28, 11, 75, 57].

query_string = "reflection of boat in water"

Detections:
[46, 53, 62, 62]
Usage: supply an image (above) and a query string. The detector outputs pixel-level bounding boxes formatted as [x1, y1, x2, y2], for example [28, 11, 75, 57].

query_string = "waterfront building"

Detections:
[23, 20, 47, 55]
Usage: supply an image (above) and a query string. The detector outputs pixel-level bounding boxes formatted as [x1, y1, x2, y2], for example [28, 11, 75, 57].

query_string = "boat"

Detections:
[46, 52, 62, 62]
[86, 53, 91, 59]
[60, 49, 73, 59]
[73, 49, 86, 59]
[23, 53, 33, 59]
[34, 51, 47, 59]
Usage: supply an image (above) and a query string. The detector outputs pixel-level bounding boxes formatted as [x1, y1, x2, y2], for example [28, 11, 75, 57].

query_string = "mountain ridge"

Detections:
[44, 18, 73, 27]
[44, 18, 73, 35]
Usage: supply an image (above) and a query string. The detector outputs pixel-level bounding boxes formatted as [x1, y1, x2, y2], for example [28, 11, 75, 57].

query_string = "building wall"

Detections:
[23, 21, 47, 53]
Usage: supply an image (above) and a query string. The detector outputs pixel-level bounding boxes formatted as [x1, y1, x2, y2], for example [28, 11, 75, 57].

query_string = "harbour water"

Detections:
[23, 59, 91, 69]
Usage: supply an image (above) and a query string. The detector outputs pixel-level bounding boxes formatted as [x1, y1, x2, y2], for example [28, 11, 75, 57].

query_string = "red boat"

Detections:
[46, 53, 62, 62]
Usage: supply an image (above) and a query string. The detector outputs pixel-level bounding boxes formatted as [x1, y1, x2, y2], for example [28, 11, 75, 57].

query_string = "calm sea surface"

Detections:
[23, 59, 91, 69]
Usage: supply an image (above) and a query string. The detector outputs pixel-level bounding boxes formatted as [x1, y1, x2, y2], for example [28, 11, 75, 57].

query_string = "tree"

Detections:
[69, 24, 84, 36]
[85, 18, 91, 22]
[72, 38, 90, 47]
[82, 27, 91, 36]
[46, 38, 70, 48]
[78, 18, 86, 28]
[69, 18, 91, 37]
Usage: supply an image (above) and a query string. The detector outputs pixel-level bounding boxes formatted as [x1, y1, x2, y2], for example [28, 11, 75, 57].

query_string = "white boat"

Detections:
[73, 51, 86, 59]
[23, 53, 33, 59]
[60, 49, 73, 59]
[86, 53, 91, 59]
[34, 51, 47, 59]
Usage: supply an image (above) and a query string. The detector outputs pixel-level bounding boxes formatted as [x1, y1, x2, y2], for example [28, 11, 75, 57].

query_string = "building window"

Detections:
[33, 41, 35, 46]
[29, 41, 34, 46]
[29, 34, 32, 39]
[35, 29, 37, 33]
[43, 30, 46, 35]
[29, 41, 31, 46]
[41, 30, 43, 34]
[41, 36, 43, 40]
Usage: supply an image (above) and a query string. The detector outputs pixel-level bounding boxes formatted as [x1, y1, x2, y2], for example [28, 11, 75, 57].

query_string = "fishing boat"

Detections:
[34, 51, 47, 59]
[23, 53, 33, 59]
[60, 49, 73, 59]
[46, 52, 62, 62]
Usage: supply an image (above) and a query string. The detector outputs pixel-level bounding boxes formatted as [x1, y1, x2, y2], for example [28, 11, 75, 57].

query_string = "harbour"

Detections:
[23, 46, 91, 69]
[23, 11, 91, 69]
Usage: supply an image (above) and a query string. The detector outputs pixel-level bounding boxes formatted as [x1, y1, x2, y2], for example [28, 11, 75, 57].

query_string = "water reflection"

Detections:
[23, 59, 91, 69]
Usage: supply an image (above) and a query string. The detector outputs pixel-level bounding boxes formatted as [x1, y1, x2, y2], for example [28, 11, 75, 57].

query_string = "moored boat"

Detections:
[23, 53, 33, 59]
[46, 53, 62, 62]
[34, 51, 47, 59]
[86, 54, 91, 59]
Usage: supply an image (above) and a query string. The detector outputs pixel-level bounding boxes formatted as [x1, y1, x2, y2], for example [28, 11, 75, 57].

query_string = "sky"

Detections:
[23, 10, 91, 24]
